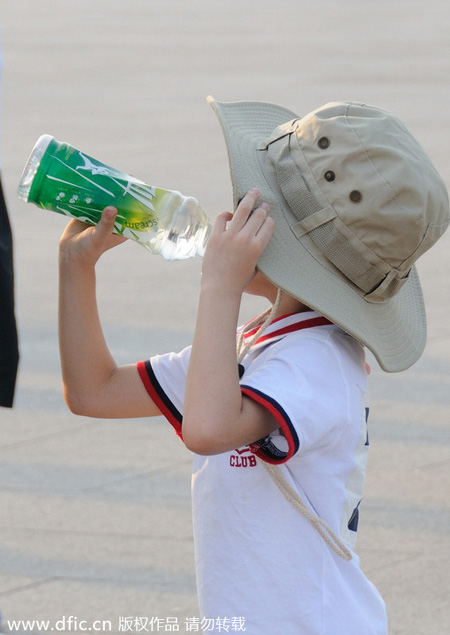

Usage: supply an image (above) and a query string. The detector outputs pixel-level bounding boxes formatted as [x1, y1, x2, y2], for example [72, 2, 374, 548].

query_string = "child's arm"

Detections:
[183, 189, 278, 455]
[58, 207, 161, 419]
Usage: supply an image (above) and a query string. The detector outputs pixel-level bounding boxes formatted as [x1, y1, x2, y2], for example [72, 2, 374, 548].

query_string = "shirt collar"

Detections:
[240, 310, 333, 353]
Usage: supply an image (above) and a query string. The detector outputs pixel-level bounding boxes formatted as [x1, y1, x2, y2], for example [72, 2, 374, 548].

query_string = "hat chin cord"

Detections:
[236, 288, 282, 364]
[236, 287, 352, 562]
[261, 461, 352, 561]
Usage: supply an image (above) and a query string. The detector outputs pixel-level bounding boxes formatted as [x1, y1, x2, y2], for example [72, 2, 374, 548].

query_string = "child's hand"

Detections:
[59, 207, 126, 266]
[202, 189, 274, 297]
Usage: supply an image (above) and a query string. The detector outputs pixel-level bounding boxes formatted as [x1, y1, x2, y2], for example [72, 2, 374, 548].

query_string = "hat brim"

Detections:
[208, 97, 426, 372]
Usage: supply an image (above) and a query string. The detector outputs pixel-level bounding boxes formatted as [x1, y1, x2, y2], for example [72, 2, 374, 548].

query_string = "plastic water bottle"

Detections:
[18, 134, 211, 260]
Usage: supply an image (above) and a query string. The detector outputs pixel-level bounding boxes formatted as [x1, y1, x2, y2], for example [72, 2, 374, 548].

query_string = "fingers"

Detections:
[210, 189, 273, 255]
[256, 213, 275, 248]
[61, 206, 117, 242]
[202, 190, 274, 293]
[230, 189, 262, 231]
[229, 189, 271, 236]
[231, 191, 273, 254]
[59, 206, 126, 266]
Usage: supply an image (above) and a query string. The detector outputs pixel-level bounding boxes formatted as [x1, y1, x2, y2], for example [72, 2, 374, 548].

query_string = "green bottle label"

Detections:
[27, 138, 181, 248]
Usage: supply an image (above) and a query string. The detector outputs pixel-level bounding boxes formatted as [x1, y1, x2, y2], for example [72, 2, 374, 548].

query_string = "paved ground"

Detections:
[0, 1, 449, 633]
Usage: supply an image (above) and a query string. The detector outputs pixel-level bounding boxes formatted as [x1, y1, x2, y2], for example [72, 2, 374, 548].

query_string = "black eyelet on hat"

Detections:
[318, 136, 330, 149]
[349, 190, 362, 203]
[324, 170, 335, 182]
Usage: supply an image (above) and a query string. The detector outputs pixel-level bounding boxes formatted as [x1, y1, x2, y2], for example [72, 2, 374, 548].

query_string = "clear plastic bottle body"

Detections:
[156, 194, 211, 260]
[17, 134, 53, 203]
[17, 134, 211, 260]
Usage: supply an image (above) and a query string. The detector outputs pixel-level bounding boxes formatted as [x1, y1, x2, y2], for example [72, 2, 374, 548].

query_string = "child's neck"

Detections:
[271, 292, 310, 320]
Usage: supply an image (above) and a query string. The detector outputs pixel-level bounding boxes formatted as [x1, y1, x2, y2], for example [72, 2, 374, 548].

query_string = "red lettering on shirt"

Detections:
[230, 449, 257, 468]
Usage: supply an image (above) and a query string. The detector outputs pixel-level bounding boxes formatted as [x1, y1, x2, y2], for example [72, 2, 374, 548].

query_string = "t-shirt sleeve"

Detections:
[240, 334, 349, 465]
[136, 331, 356, 460]
[137, 346, 191, 441]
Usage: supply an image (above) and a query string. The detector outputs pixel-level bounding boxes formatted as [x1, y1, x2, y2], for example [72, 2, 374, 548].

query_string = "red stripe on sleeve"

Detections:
[241, 386, 298, 464]
[137, 360, 183, 440]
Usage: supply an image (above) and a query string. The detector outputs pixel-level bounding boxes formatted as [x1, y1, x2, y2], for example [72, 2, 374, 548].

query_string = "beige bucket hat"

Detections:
[208, 97, 449, 372]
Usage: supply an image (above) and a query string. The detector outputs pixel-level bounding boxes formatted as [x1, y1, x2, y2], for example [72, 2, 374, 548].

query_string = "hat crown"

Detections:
[291, 102, 449, 273]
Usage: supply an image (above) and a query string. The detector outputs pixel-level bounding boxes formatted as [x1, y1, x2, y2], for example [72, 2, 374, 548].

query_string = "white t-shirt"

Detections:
[137, 311, 387, 635]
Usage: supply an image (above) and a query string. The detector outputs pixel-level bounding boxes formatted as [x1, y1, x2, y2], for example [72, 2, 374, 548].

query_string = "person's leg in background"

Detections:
[0, 175, 19, 408]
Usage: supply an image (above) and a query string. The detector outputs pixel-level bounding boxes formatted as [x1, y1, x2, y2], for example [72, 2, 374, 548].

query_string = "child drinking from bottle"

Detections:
[58, 98, 449, 634]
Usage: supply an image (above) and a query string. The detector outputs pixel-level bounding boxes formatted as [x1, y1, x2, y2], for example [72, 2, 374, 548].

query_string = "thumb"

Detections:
[93, 206, 118, 240]
[100, 206, 118, 228]
[93, 206, 127, 252]
[213, 210, 233, 234]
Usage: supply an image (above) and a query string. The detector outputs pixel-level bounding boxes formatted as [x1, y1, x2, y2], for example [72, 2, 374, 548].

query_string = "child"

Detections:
[58, 99, 449, 634]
